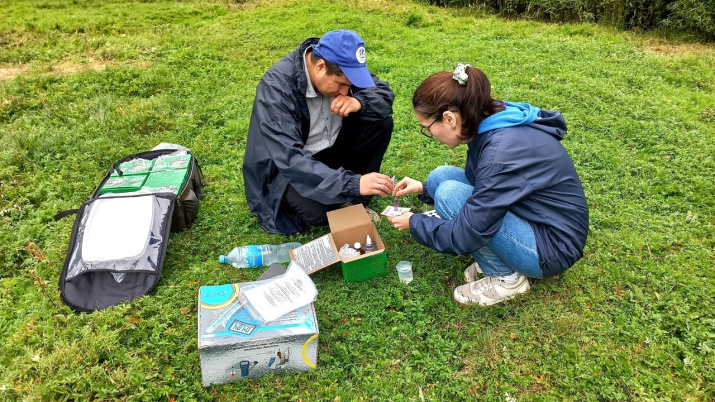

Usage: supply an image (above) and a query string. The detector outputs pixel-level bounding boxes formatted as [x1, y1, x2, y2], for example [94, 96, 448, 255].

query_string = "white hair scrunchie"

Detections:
[452, 63, 472, 86]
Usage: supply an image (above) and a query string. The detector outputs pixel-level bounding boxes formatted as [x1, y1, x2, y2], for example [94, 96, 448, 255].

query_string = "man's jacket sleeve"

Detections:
[352, 72, 394, 121]
[254, 75, 362, 203]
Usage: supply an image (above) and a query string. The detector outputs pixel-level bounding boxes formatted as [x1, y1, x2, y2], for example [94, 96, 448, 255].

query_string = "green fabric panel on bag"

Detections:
[99, 175, 147, 194]
[151, 154, 192, 172]
[111, 159, 154, 177]
[142, 170, 188, 195]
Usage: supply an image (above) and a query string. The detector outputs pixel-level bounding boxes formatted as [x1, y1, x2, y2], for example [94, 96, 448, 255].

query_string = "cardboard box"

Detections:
[290, 204, 387, 282]
[198, 282, 319, 386]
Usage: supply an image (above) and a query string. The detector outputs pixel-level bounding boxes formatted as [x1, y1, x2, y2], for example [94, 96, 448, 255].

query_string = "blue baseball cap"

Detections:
[311, 29, 375, 88]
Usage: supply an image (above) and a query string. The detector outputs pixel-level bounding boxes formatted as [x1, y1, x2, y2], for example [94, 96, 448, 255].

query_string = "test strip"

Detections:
[391, 176, 398, 210]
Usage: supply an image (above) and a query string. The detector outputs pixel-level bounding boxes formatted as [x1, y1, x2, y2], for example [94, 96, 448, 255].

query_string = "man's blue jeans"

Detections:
[425, 166, 543, 278]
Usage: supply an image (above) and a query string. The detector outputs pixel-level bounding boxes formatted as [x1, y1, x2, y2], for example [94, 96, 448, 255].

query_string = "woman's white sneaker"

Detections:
[453, 274, 531, 306]
[463, 262, 483, 282]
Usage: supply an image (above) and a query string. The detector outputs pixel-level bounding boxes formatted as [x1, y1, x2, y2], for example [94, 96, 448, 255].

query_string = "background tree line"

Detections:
[425, 0, 714, 41]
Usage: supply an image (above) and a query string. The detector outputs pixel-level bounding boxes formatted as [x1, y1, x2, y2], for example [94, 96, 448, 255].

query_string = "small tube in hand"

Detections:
[391, 176, 398, 210]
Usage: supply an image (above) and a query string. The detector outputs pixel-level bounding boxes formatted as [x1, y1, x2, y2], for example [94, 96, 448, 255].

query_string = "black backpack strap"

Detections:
[110, 159, 125, 176]
[54, 209, 79, 221]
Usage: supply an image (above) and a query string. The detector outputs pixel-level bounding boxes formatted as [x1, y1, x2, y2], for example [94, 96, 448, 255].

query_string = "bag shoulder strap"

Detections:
[54, 209, 79, 221]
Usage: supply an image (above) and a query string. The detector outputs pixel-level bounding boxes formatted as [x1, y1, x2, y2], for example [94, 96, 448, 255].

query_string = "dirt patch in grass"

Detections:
[0, 65, 30, 81]
[46, 60, 109, 75]
[0, 60, 149, 81]
[642, 40, 715, 57]
[22, 242, 46, 262]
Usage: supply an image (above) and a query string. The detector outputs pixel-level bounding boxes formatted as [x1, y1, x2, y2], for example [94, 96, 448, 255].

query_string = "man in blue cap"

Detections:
[243, 29, 395, 234]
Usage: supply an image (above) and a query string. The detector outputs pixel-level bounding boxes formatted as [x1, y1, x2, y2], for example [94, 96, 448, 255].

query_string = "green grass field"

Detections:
[1, 0, 714, 400]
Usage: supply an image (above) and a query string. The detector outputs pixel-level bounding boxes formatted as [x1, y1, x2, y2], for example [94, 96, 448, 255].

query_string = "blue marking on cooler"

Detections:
[199, 284, 236, 307]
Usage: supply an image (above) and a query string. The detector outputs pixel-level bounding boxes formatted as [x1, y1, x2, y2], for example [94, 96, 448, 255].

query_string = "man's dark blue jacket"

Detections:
[410, 110, 589, 277]
[242, 38, 394, 234]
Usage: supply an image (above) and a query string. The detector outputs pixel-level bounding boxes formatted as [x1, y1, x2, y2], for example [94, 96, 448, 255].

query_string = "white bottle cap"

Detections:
[354, 242, 361, 249]
[366, 235, 373, 245]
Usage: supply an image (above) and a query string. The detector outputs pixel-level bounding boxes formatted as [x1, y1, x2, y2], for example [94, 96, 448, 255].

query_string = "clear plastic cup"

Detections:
[396, 261, 413, 284]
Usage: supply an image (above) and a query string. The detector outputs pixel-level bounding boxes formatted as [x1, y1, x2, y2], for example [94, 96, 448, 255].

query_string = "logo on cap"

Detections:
[311, 30, 375, 88]
[355, 46, 366, 64]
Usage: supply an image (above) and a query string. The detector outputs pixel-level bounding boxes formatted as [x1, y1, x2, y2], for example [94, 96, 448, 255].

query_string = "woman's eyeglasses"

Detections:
[420, 118, 438, 139]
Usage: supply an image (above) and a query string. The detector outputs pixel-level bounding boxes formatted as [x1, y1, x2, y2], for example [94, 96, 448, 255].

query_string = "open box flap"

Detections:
[289, 234, 340, 274]
[326, 204, 371, 232]
[331, 224, 384, 255]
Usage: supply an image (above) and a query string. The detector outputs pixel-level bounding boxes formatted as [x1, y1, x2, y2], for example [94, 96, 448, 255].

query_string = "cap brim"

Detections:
[341, 66, 375, 88]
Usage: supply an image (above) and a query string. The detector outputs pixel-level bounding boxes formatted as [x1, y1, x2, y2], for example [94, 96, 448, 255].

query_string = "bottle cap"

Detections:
[366, 235, 373, 245]
[219, 255, 226, 263]
[353, 242, 361, 249]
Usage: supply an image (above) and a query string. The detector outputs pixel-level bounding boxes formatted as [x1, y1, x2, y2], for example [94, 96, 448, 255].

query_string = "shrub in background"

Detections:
[664, 0, 715, 40]
[424, 0, 714, 41]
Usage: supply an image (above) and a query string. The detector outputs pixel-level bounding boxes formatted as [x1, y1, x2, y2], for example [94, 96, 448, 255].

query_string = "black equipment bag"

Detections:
[94, 149, 205, 232]
[57, 148, 204, 312]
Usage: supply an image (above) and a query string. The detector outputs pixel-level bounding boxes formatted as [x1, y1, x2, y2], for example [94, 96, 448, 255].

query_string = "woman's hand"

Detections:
[360, 172, 394, 196]
[387, 212, 413, 231]
[392, 177, 423, 197]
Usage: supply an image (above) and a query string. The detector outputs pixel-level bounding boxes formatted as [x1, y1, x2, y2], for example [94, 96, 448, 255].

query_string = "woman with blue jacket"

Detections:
[388, 65, 589, 306]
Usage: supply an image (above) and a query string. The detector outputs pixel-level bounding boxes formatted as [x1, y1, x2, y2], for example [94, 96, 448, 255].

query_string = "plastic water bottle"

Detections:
[219, 242, 301, 268]
[364, 235, 377, 253]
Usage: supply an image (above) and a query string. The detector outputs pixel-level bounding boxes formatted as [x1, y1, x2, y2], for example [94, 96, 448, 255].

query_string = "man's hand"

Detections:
[331, 95, 361, 117]
[360, 172, 394, 196]
[387, 212, 413, 231]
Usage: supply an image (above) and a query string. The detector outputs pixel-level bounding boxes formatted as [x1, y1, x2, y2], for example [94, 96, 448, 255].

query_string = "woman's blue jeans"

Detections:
[425, 165, 543, 278]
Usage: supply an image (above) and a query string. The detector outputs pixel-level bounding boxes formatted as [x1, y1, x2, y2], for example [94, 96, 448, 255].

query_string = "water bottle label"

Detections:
[244, 245, 263, 267]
